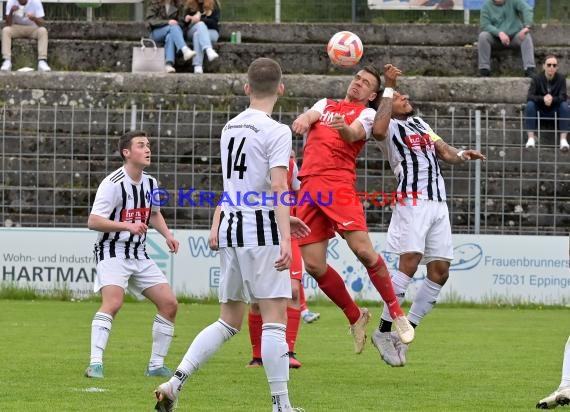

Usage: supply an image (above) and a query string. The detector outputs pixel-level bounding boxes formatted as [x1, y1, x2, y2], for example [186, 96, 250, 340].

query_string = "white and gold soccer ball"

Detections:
[327, 31, 364, 68]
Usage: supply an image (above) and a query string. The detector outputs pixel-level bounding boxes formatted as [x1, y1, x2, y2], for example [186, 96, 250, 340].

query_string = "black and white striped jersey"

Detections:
[91, 167, 159, 262]
[377, 116, 447, 201]
[217, 108, 292, 248]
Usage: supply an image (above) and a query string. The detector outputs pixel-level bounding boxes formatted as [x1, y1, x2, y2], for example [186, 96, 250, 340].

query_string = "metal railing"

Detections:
[1, 104, 569, 235]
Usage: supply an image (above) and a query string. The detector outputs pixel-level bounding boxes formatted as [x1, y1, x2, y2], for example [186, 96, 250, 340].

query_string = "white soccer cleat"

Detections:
[556, 387, 570, 406]
[560, 139, 570, 152]
[536, 388, 564, 409]
[302, 310, 320, 324]
[154, 381, 178, 412]
[526, 138, 536, 149]
[349, 308, 371, 354]
[390, 331, 409, 365]
[393, 315, 415, 344]
[1, 60, 12, 71]
[371, 329, 402, 367]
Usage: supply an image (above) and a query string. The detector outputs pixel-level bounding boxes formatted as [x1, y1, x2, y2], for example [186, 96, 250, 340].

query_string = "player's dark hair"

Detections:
[247, 58, 282, 98]
[118, 130, 148, 161]
[362, 64, 382, 109]
[544, 55, 558, 63]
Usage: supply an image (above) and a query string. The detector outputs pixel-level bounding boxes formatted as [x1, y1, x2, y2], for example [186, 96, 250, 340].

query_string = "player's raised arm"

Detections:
[149, 211, 179, 254]
[292, 109, 321, 136]
[372, 64, 401, 141]
[433, 138, 487, 165]
[329, 114, 368, 143]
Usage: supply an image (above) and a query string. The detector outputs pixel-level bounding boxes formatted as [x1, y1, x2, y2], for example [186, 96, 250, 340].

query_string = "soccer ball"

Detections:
[327, 31, 363, 68]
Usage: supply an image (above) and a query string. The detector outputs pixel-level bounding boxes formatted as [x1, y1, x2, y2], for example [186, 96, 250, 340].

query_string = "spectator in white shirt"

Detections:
[2, 0, 50, 72]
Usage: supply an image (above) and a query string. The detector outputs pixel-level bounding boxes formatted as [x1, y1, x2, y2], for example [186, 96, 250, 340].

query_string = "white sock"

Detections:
[408, 278, 443, 326]
[90, 312, 113, 364]
[560, 336, 570, 388]
[149, 314, 174, 370]
[169, 319, 238, 392]
[381, 271, 412, 322]
[261, 323, 291, 411]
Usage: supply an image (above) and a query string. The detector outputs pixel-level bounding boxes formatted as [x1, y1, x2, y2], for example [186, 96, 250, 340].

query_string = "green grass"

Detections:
[0, 300, 566, 411]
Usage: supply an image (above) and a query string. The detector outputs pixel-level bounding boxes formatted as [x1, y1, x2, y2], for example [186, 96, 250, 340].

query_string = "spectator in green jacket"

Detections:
[478, 0, 535, 77]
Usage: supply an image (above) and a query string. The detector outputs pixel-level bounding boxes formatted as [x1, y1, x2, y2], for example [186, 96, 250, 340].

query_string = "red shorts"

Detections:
[290, 239, 303, 281]
[296, 176, 368, 246]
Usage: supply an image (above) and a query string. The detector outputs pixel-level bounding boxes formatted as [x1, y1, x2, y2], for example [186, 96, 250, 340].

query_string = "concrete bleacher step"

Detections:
[7, 39, 570, 76]
[0, 72, 546, 112]
[7, 22, 570, 47]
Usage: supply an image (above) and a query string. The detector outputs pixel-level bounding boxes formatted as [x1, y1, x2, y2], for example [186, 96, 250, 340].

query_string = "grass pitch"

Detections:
[0, 299, 566, 411]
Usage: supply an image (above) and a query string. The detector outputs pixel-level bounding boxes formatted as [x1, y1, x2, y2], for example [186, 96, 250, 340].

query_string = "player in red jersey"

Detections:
[291, 66, 414, 354]
[247, 150, 314, 369]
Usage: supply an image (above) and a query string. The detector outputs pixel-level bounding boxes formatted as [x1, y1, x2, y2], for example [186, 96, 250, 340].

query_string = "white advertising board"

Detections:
[1, 228, 568, 304]
[368, 0, 464, 11]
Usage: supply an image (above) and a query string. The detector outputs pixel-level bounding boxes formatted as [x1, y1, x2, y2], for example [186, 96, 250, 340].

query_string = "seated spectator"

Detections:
[183, 0, 220, 74]
[1, 0, 50, 72]
[525, 55, 569, 152]
[146, 0, 196, 74]
[478, 0, 535, 77]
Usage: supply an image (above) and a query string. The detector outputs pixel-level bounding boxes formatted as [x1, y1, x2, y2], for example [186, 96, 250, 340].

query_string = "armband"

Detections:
[382, 88, 394, 99]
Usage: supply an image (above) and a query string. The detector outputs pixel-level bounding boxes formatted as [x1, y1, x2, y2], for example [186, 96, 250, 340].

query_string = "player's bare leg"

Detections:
[301, 240, 370, 353]
[345, 230, 414, 344]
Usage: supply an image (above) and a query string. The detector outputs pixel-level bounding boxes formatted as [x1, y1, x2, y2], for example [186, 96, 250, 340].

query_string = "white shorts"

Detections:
[94, 257, 168, 297]
[386, 198, 454, 265]
[219, 245, 292, 303]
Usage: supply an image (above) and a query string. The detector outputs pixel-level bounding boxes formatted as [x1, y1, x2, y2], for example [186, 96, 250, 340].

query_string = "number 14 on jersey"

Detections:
[226, 137, 248, 179]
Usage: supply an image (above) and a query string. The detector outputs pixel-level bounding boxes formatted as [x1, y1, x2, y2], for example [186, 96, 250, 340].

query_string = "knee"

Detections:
[353, 246, 376, 267]
[101, 300, 123, 317]
[303, 260, 326, 278]
[478, 31, 492, 44]
[160, 298, 178, 319]
[194, 21, 207, 31]
[525, 100, 537, 114]
[434, 270, 449, 285]
[428, 266, 449, 285]
[170, 25, 182, 35]
[37, 27, 48, 36]
[559, 101, 570, 115]
[2, 26, 12, 37]
[250, 303, 260, 313]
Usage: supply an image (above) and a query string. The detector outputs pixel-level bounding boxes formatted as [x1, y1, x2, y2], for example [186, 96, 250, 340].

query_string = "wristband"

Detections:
[457, 150, 467, 161]
[382, 87, 394, 99]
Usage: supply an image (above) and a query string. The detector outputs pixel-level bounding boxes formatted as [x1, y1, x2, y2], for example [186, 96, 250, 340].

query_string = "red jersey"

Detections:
[298, 98, 375, 182]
